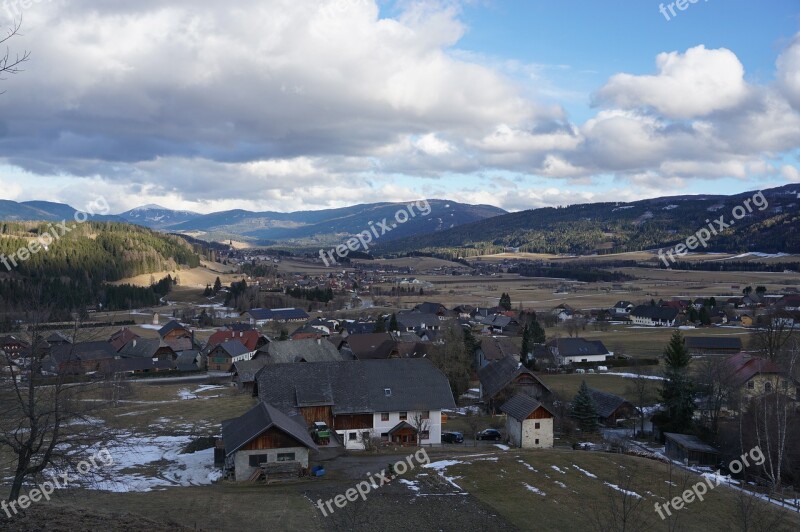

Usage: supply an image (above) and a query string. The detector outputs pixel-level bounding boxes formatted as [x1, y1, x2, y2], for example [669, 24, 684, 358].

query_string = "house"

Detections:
[109, 328, 140, 352]
[233, 358, 273, 391]
[158, 320, 192, 341]
[587, 388, 635, 426]
[479, 314, 521, 335]
[45, 332, 72, 346]
[118, 338, 177, 363]
[500, 393, 555, 449]
[721, 352, 799, 401]
[338, 333, 396, 360]
[629, 306, 678, 327]
[245, 308, 309, 326]
[610, 301, 635, 318]
[477, 356, 552, 412]
[664, 433, 720, 467]
[685, 336, 742, 356]
[290, 323, 330, 340]
[396, 312, 443, 332]
[254, 359, 456, 449]
[256, 338, 343, 364]
[207, 340, 256, 372]
[342, 320, 377, 336]
[206, 329, 268, 353]
[44, 341, 119, 375]
[546, 338, 612, 366]
[413, 302, 450, 317]
[0, 335, 29, 359]
[476, 336, 520, 367]
[221, 402, 318, 481]
[175, 350, 202, 372]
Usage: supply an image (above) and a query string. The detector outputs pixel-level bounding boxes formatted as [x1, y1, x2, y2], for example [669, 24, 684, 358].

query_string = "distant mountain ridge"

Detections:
[0, 199, 507, 246]
[376, 184, 800, 257]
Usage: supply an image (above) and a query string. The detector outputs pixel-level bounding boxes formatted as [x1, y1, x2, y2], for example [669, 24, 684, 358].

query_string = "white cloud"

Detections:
[596, 45, 749, 119]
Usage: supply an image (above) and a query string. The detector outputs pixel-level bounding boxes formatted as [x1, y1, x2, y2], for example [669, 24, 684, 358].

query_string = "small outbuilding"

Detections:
[221, 402, 318, 481]
[500, 393, 555, 449]
[664, 432, 720, 467]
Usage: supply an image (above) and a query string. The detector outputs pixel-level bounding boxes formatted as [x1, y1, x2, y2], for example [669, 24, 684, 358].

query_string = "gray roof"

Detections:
[587, 388, 631, 419]
[119, 338, 172, 358]
[214, 340, 252, 358]
[261, 338, 343, 363]
[255, 359, 456, 415]
[477, 356, 551, 399]
[664, 433, 719, 454]
[630, 305, 678, 321]
[548, 338, 610, 357]
[234, 358, 272, 384]
[500, 393, 554, 422]
[158, 320, 187, 337]
[50, 341, 118, 363]
[396, 312, 443, 330]
[685, 336, 742, 350]
[221, 402, 318, 456]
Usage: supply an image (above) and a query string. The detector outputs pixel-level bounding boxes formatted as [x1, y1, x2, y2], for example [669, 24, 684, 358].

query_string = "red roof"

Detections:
[109, 328, 140, 352]
[207, 329, 262, 351]
[722, 352, 786, 386]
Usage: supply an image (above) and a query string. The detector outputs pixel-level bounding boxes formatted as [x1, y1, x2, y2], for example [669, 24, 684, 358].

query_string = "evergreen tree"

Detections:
[571, 381, 598, 433]
[373, 315, 386, 333]
[389, 313, 399, 332]
[699, 307, 711, 326]
[530, 319, 546, 344]
[213, 276, 222, 292]
[688, 306, 699, 322]
[499, 292, 511, 311]
[660, 331, 694, 433]
[521, 324, 530, 364]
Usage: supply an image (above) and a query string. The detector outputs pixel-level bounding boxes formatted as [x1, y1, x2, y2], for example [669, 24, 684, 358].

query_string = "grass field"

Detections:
[539, 373, 662, 403]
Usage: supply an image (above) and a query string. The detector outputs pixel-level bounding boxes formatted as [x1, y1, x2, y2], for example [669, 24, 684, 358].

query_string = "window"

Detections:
[421, 410, 430, 420]
[535, 439, 540, 445]
[384, 388, 392, 396]
[381, 412, 389, 421]
[420, 430, 430, 440]
[535, 422, 541, 429]
[362, 431, 370, 442]
[747, 381, 755, 390]
[348, 432, 357, 441]
[399, 412, 407, 421]
[277, 452, 295, 462]
[248, 454, 269, 467]
[380, 432, 388, 440]
[764, 381, 773, 393]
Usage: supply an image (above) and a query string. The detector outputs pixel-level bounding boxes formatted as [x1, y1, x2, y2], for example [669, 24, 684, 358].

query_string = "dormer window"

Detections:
[384, 388, 391, 396]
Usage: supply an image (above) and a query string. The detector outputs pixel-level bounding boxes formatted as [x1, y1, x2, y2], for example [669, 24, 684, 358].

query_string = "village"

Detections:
[1, 253, 799, 530]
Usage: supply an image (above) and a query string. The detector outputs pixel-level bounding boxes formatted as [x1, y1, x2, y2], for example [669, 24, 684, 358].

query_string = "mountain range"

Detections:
[376, 184, 800, 257]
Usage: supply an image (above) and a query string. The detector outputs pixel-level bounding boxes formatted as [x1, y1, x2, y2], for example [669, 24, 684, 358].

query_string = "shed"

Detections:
[664, 433, 720, 467]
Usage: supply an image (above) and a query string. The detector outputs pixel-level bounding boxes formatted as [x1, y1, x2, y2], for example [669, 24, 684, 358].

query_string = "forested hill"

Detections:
[0, 222, 200, 318]
[375, 185, 800, 258]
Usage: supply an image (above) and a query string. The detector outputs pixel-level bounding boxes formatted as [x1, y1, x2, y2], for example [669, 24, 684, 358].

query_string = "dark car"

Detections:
[477, 429, 502, 441]
[442, 431, 464, 444]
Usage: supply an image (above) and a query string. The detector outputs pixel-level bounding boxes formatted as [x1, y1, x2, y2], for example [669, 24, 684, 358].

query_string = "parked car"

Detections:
[477, 429, 502, 441]
[442, 431, 464, 444]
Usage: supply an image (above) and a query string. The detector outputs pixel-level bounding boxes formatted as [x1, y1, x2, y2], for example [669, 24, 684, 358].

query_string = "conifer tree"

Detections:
[660, 331, 694, 432]
[571, 381, 598, 433]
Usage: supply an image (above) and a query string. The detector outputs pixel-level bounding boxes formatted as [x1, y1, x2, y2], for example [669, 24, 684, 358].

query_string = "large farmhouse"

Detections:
[253, 359, 455, 449]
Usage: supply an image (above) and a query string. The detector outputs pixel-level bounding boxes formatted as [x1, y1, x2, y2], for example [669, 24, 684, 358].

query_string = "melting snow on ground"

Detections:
[422, 460, 465, 492]
[606, 372, 665, 381]
[495, 444, 510, 451]
[551, 465, 567, 474]
[80, 435, 222, 492]
[554, 481, 567, 488]
[604, 482, 642, 499]
[572, 465, 597, 478]
[398, 479, 421, 492]
[522, 483, 546, 496]
[518, 460, 538, 472]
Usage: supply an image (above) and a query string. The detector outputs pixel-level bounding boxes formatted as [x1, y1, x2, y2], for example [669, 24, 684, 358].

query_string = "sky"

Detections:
[0, 0, 799, 214]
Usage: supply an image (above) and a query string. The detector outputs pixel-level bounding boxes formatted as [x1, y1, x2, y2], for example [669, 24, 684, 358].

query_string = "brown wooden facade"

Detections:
[298, 405, 333, 428]
[242, 427, 304, 451]
[333, 414, 373, 431]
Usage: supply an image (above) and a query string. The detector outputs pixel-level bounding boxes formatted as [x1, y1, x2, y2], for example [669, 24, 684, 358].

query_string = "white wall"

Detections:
[506, 417, 553, 449]
[232, 446, 310, 481]
[372, 410, 443, 445]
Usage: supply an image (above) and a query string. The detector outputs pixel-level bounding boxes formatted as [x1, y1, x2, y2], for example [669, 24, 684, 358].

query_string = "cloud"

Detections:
[595, 45, 749, 119]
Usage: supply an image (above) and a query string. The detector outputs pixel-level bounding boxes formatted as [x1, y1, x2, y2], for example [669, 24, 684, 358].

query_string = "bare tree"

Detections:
[0, 306, 111, 502]
[0, 19, 30, 92]
[465, 410, 480, 447]
[731, 485, 790, 532]
[409, 411, 431, 447]
[626, 364, 657, 438]
[589, 462, 654, 532]
[695, 356, 738, 440]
